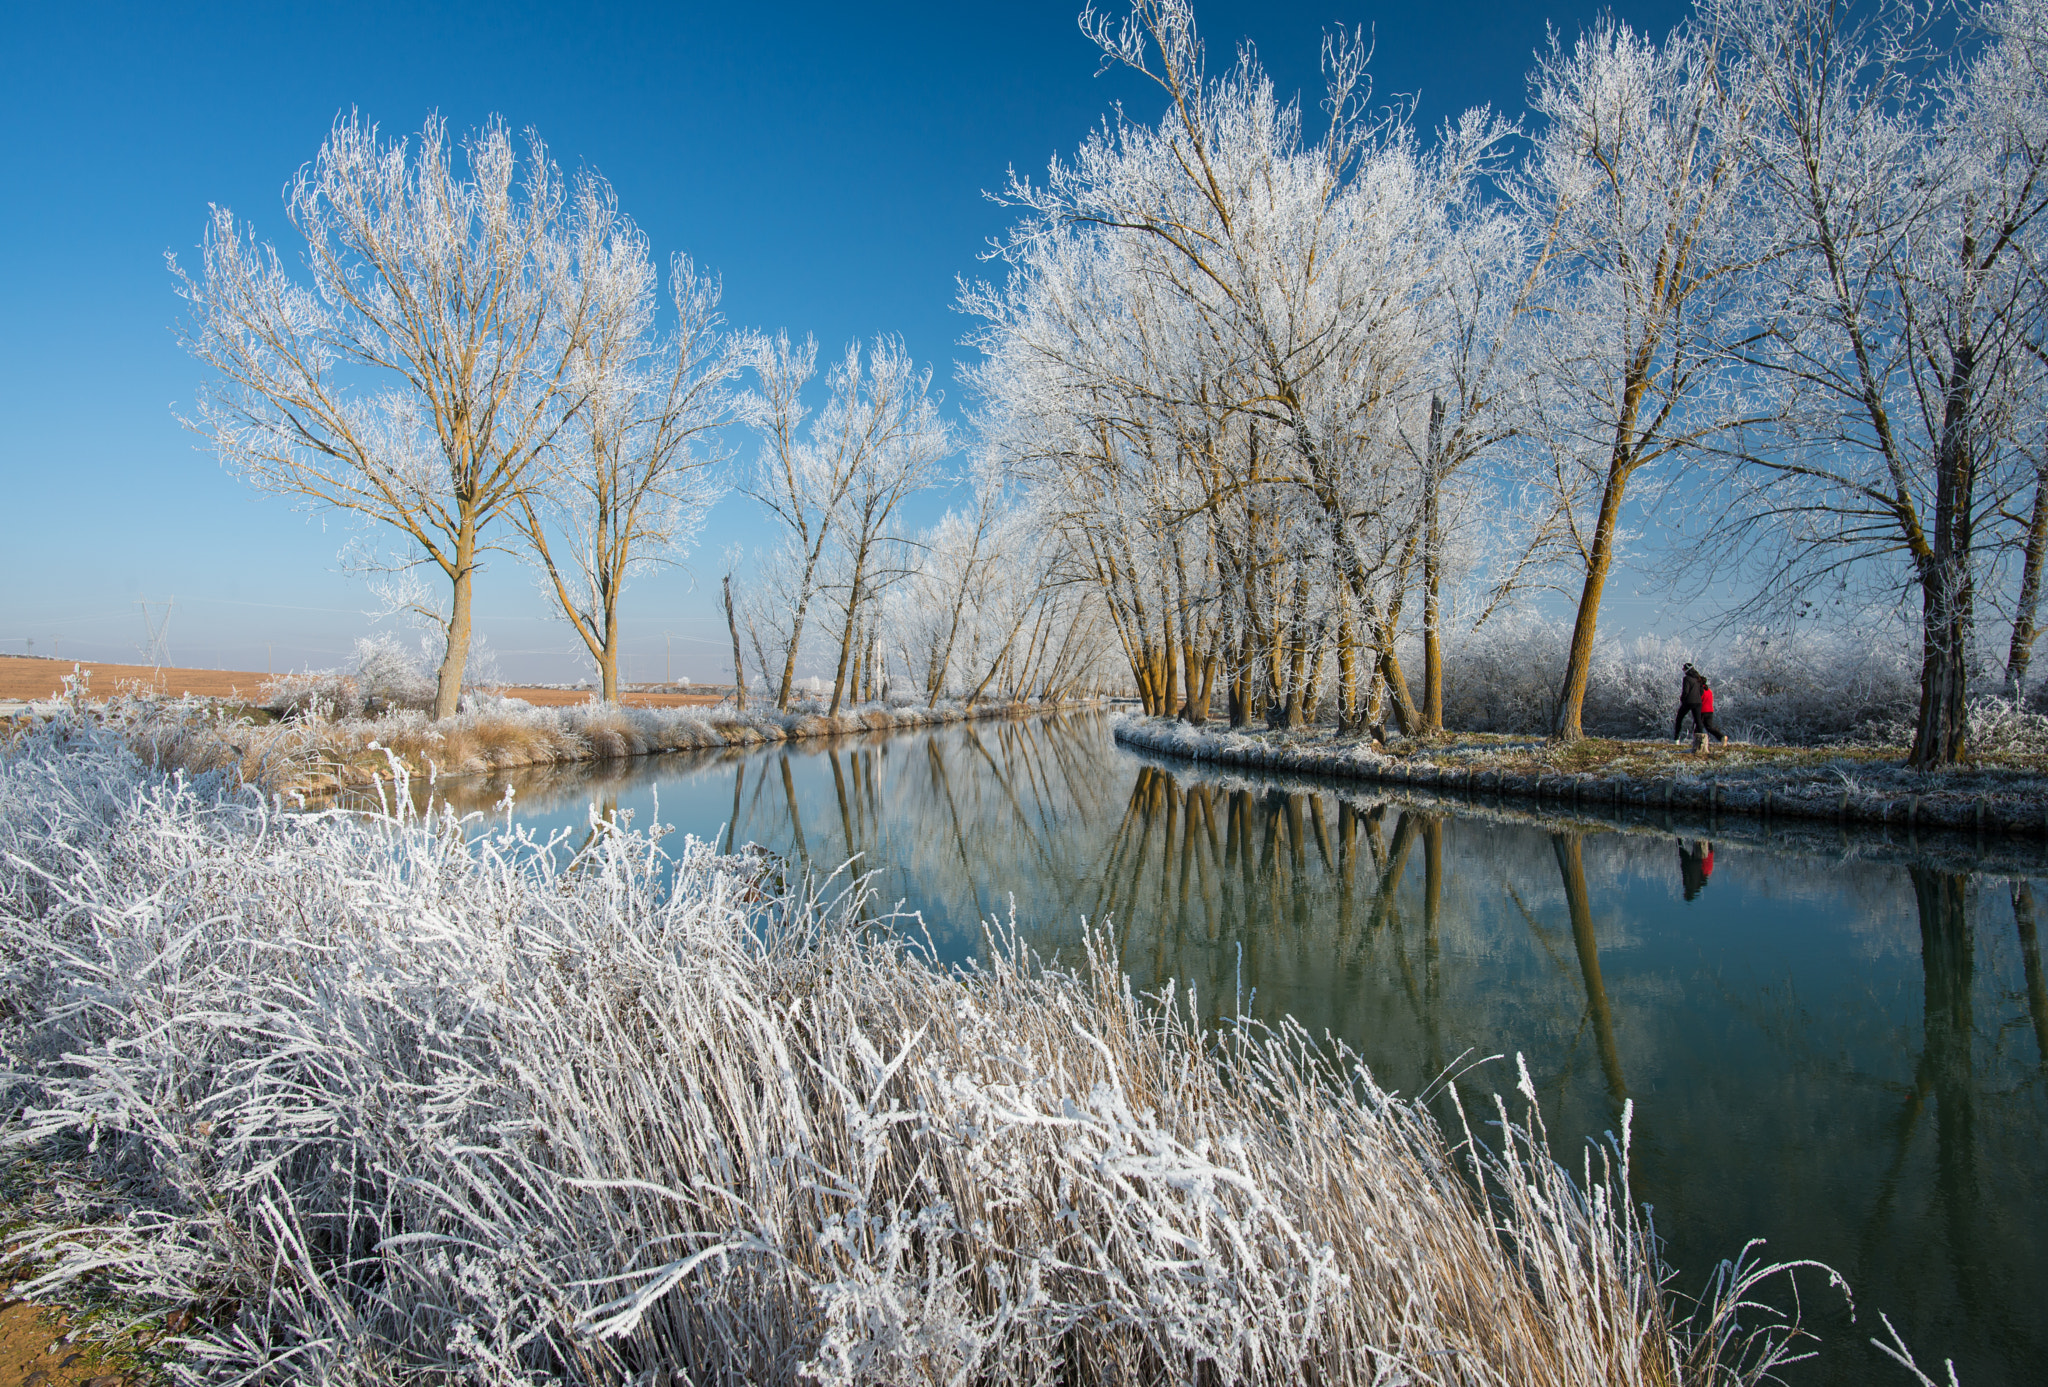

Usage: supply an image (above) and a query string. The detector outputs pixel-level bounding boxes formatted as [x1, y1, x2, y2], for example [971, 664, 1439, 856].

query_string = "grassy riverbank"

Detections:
[0, 719, 1847, 1385]
[1116, 715, 2048, 837]
[4, 689, 1090, 800]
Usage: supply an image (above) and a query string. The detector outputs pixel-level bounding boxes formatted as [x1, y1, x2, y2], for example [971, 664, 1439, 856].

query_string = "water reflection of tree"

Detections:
[1086, 778, 1665, 1163]
[1554, 832, 1629, 1107]
[1851, 868, 2040, 1368]
[1083, 769, 1605, 1108]
[432, 724, 2046, 1384]
[1089, 766, 2043, 1381]
[1859, 872, 1982, 1335]
[566, 792, 622, 869]
[703, 715, 1129, 945]
[2014, 882, 2048, 1065]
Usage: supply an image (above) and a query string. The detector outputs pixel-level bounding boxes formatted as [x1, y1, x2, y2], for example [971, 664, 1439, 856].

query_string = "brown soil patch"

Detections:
[0, 657, 264, 703]
[0, 657, 726, 711]
[0, 1299, 125, 1386]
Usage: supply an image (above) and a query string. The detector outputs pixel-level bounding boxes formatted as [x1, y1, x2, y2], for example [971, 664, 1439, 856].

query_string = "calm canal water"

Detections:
[426, 711, 2048, 1385]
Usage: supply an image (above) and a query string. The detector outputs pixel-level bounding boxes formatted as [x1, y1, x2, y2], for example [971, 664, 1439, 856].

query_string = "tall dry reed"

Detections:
[29, 691, 1067, 800]
[0, 719, 1837, 1384]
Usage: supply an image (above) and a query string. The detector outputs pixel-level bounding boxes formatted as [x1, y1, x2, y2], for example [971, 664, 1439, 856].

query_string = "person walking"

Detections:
[1673, 662, 1730, 748]
[1674, 663, 1707, 741]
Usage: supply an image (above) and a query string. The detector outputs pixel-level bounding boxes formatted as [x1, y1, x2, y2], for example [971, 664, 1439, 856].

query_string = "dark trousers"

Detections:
[1675, 703, 1727, 741]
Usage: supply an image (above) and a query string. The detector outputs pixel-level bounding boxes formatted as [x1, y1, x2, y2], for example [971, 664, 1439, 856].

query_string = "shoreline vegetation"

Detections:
[1115, 714, 2048, 839]
[0, 720, 1863, 1384]
[1, 677, 1096, 801]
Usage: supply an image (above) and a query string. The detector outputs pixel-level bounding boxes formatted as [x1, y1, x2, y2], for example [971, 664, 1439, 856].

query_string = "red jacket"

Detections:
[1701, 686, 1715, 714]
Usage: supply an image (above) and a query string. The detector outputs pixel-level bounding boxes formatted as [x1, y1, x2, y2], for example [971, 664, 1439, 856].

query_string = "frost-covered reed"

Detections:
[35, 687, 1068, 801]
[0, 721, 1825, 1384]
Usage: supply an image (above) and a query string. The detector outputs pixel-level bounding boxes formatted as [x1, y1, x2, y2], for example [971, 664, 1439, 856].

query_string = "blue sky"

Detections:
[0, 0, 1685, 684]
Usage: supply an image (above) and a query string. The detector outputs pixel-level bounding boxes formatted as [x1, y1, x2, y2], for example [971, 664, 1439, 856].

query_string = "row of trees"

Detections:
[176, 116, 733, 717]
[966, 0, 2048, 767]
[176, 113, 1117, 721]
[176, 0, 2048, 767]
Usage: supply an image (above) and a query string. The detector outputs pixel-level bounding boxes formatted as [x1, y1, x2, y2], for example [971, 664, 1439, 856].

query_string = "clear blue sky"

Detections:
[0, 0, 1685, 684]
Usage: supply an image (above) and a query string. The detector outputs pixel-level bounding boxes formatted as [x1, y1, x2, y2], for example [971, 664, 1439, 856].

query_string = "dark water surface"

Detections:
[428, 712, 2048, 1386]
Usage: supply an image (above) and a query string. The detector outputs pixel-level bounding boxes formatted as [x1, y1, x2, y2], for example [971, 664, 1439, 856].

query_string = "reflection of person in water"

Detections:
[1678, 838, 1716, 900]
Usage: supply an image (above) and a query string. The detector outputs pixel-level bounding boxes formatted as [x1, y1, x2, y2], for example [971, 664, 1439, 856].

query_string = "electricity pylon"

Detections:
[137, 597, 174, 670]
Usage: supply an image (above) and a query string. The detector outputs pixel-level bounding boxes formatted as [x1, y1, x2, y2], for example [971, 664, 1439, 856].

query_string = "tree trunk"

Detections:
[724, 575, 748, 709]
[828, 592, 859, 717]
[1375, 629, 1420, 735]
[598, 599, 620, 703]
[1335, 593, 1362, 736]
[2005, 465, 2047, 699]
[1280, 572, 1312, 729]
[433, 523, 477, 721]
[1301, 620, 1329, 725]
[1158, 634, 1179, 721]
[829, 549, 870, 716]
[1910, 556, 1974, 768]
[1910, 346, 1979, 770]
[1552, 469, 1630, 742]
[1421, 394, 1445, 733]
[775, 586, 815, 712]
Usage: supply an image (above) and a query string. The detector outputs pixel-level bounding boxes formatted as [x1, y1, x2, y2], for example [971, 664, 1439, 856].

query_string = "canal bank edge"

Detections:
[277, 698, 1105, 799]
[18, 697, 1103, 800]
[1112, 713, 2048, 839]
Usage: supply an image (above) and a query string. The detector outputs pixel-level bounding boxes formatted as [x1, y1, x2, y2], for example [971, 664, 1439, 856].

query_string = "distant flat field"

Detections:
[0, 656, 726, 709]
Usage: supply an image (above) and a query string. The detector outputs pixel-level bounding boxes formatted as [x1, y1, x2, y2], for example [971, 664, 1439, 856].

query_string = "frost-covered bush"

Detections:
[1435, 616, 1923, 743]
[1436, 614, 1574, 733]
[1581, 630, 1920, 743]
[261, 634, 498, 721]
[351, 632, 439, 710]
[0, 724, 1819, 1385]
[1964, 696, 2048, 756]
[260, 634, 432, 720]
[254, 663, 358, 721]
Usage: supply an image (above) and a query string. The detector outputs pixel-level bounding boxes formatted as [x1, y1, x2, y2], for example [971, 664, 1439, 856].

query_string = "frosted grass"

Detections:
[37, 679, 1072, 802]
[0, 719, 1837, 1384]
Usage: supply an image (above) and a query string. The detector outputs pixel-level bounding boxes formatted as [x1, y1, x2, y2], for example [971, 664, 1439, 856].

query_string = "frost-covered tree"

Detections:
[514, 184, 737, 703]
[1709, 0, 2048, 764]
[896, 484, 1004, 705]
[817, 340, 950, 714]
[173, 114, 595, 720]
[971, 0, 1513, 732]
[738, 336, 947, 711]
[1404, 152, 1537, 731]
[1508, 17, 1765, 743]
[736, 332, 833, 708]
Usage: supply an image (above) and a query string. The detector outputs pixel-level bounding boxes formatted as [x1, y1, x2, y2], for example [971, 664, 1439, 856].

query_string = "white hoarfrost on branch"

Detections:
[173, 114, 606, 721]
